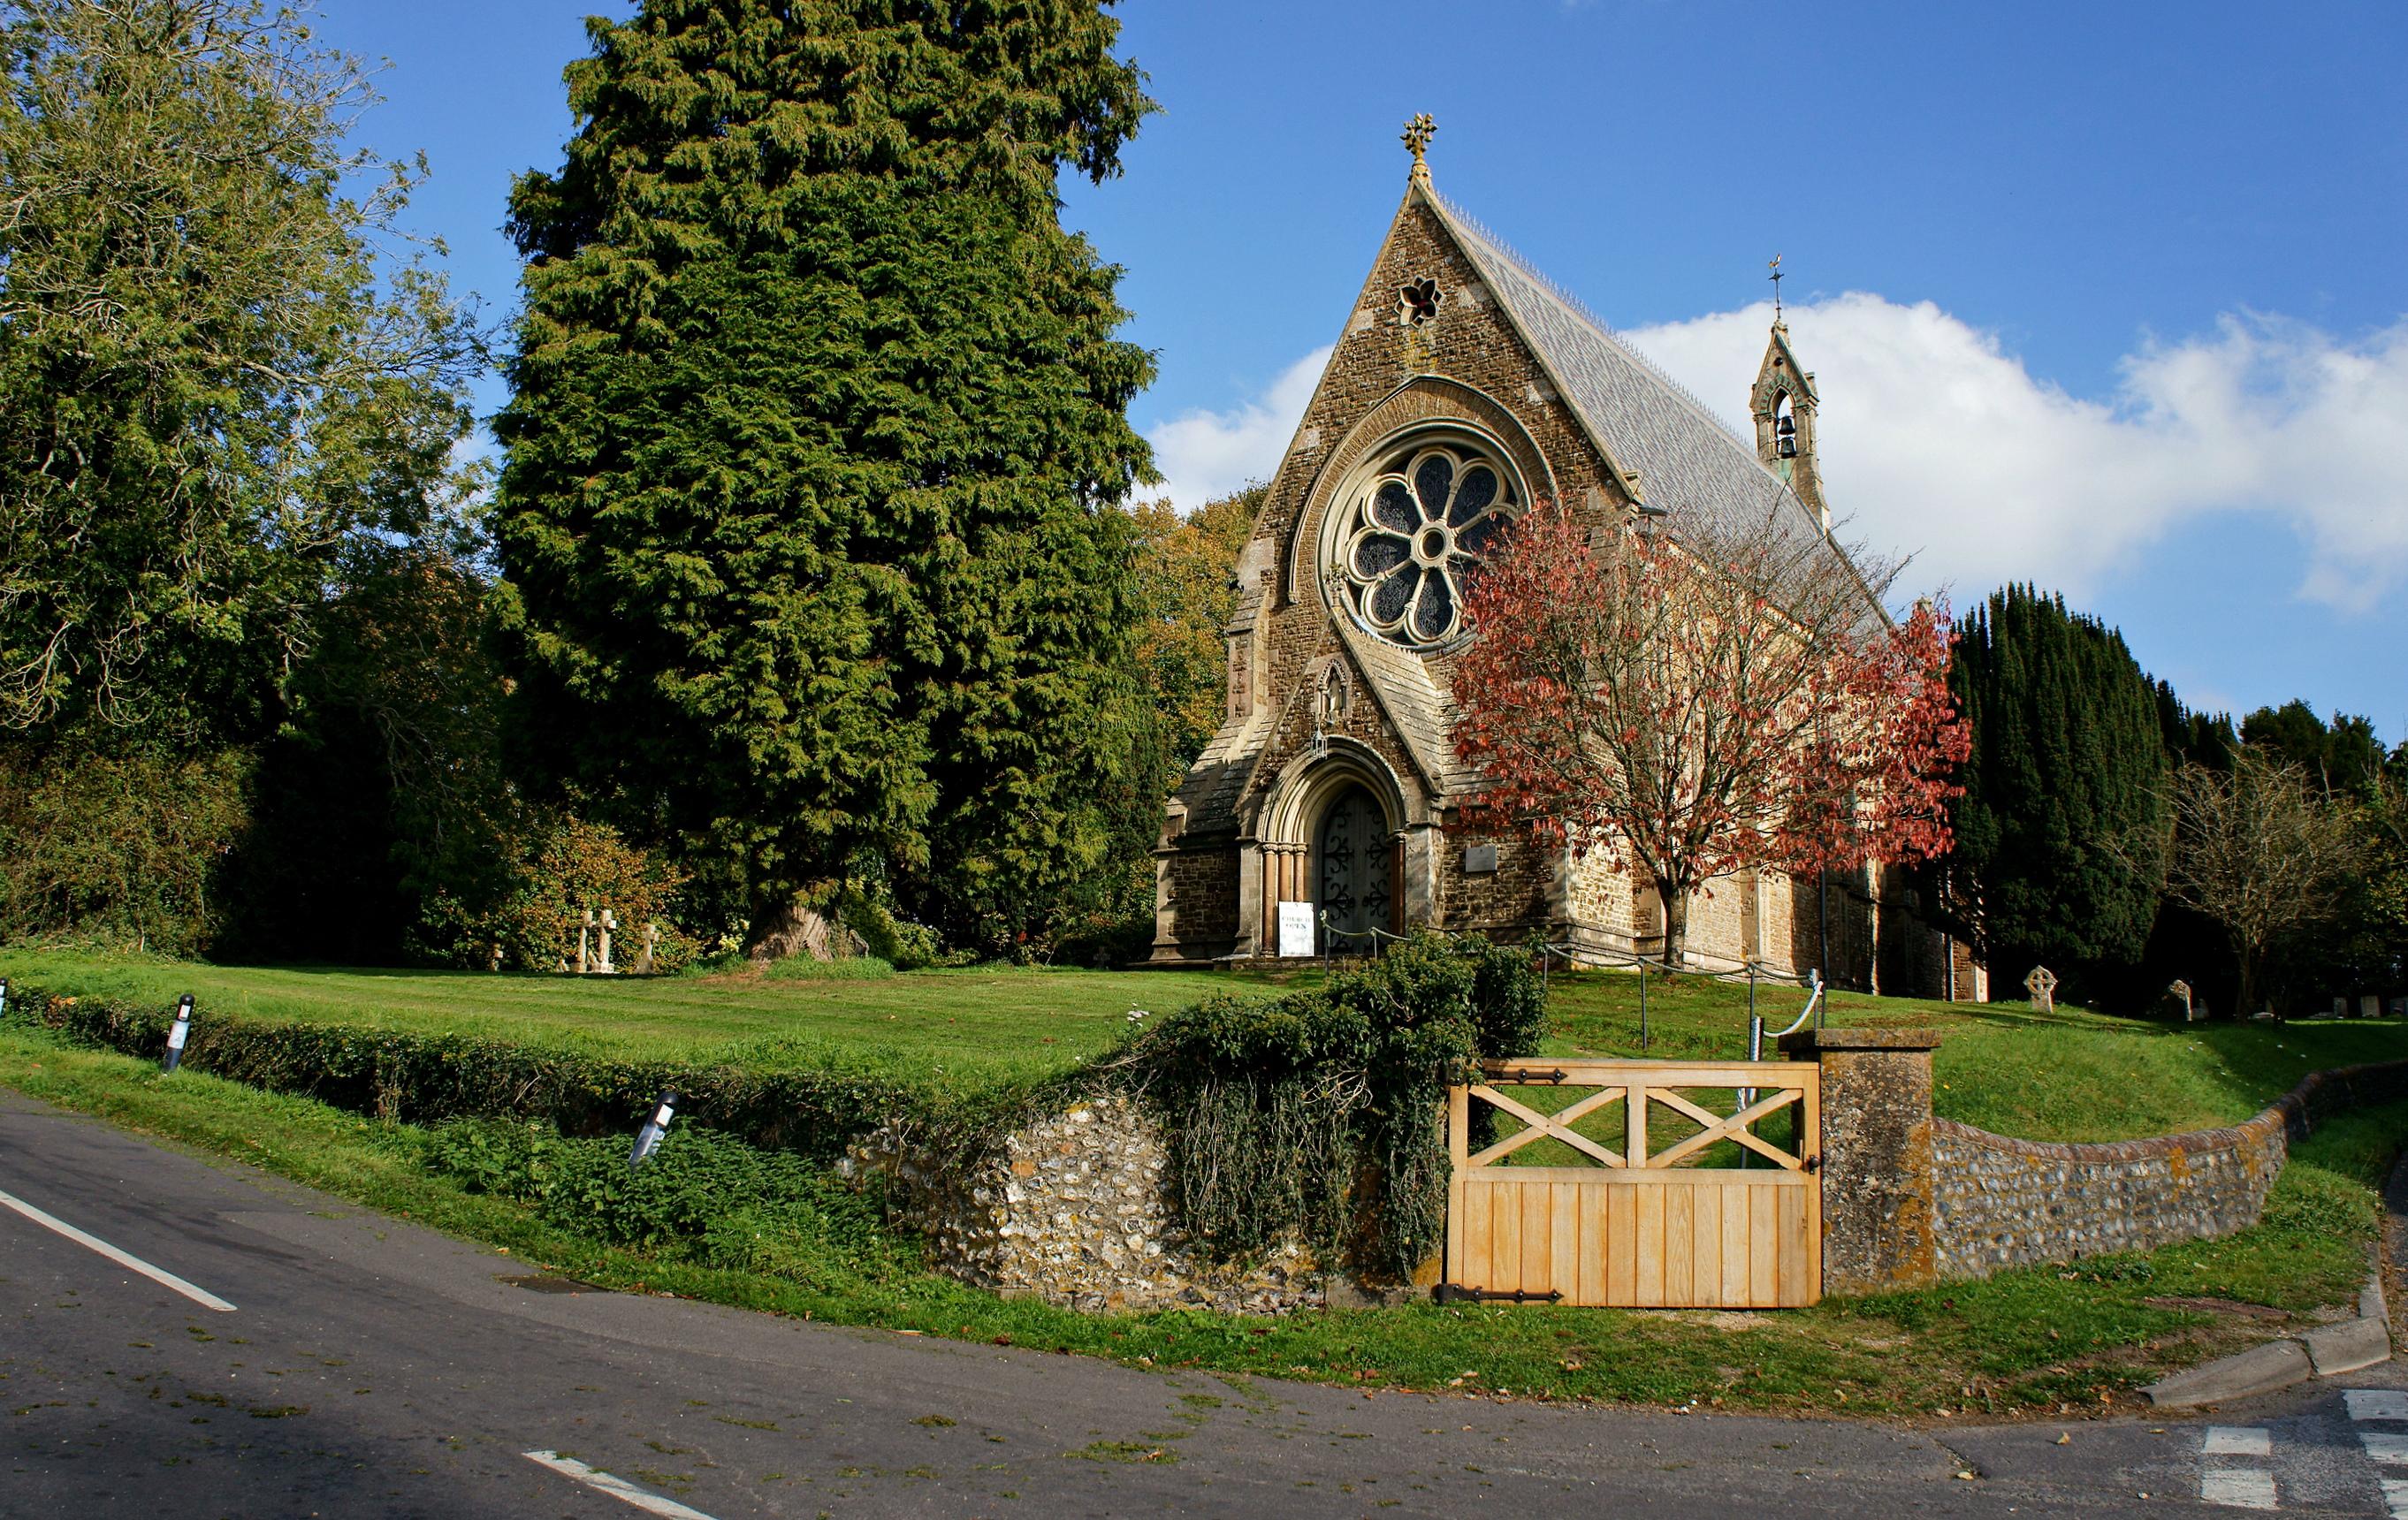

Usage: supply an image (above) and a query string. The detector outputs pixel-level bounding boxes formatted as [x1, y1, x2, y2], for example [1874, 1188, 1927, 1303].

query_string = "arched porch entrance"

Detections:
[1315, 783, 1398, 951]
[1254, 739, 1416, 958]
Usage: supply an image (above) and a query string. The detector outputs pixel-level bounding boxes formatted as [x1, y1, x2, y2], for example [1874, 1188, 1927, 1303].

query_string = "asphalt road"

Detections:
[3, 1087, 2404, 1519]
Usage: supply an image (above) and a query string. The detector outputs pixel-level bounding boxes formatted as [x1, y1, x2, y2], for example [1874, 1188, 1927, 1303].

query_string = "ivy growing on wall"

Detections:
[1116, 933, 1545, 1282]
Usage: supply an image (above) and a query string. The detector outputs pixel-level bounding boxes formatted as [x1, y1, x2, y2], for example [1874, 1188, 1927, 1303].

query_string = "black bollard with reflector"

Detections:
[161, 994, 194, 1073]
[629, 1088, 678, 1171]
[0, 977, 10, 1018]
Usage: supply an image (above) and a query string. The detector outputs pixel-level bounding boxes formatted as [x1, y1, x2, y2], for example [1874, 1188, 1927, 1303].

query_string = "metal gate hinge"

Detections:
[1434, 1283, 1564, 1305]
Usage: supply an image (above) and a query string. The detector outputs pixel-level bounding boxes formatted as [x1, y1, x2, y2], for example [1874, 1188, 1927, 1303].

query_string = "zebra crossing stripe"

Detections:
[2200, 1425, 2277, 1510]
[2350, 1390, 2408, 1423]
[2206, 1425, 2272, 1456]
[2344, 1389, 2408, 1518]
[2199, 1466, 2277, 1510]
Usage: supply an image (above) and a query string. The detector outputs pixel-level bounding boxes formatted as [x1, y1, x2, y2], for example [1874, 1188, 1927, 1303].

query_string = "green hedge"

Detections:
[6, 985, 1021, 1161]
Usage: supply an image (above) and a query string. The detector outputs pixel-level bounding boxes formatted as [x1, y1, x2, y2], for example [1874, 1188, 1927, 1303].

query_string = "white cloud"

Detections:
[1143, 345, 1331, 513]
[1625, 297, 2408, 613]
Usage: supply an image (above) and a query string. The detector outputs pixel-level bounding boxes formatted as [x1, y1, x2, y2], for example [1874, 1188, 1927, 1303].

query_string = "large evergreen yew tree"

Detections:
[492, 0, 1159, 954]
[1935, 585, 2169, 999]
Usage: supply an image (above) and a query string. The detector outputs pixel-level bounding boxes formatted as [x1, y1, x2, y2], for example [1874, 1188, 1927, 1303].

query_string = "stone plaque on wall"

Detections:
[1276, 901, 1315, 958]
[1462, 843, 1498, 875]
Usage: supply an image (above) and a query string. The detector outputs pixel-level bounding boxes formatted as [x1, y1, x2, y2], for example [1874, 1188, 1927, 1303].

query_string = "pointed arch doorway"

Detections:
[1317, 783, 1398, 952]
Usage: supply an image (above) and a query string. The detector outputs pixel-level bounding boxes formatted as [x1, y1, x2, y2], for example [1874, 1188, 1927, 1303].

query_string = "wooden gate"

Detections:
[1444, 1060, 1821, 1308]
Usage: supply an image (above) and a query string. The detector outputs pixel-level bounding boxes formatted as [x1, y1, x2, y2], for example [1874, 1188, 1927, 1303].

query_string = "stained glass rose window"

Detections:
[1337, 443, 1517, 648]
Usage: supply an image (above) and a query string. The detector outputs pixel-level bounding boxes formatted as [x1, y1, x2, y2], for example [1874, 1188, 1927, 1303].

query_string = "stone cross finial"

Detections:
[1401, 113, 1436, 180]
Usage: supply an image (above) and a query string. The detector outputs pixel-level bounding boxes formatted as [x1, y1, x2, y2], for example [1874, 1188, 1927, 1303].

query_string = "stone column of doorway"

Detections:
[1777, 1026, 1944, 1294]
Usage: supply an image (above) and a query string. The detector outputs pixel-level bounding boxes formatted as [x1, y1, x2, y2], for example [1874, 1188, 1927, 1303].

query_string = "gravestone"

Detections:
[2335, 996, 2351, 1019]
[633, 923, 659, 976]
[576, 909, 592, 975]
[2364, 994, 2383, 1021]
[597, 908, 618, 975]
[2023, 965, 2057, 1014]
[2161, 979, 2196, 1022]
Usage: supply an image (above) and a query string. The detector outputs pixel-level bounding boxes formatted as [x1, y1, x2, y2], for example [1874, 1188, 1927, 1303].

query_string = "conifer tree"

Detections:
[492, 0, 1158, 954]
[1935, 585, 2169, 999]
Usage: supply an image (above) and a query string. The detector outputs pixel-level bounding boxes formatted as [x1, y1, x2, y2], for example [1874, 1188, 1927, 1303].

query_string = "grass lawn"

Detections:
[5, 948, 2398, 1142]
[0, 949, 1249, 1083]
[1, 1020, 2397, 1420]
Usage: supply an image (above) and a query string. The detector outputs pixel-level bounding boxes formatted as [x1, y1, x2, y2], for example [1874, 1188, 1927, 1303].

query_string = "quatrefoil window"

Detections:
[1338, 443, 1517, 648]
[1398, 277, 1444, 326]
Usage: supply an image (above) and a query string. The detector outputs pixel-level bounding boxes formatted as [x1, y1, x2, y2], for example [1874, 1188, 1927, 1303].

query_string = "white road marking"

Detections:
[2350, 1390, 2408, 1422]
[522, 1451, 722, 1520]
[2206, 1426, 2273, 1457]
[2199, 1467, 2277, 1510]
[0, 1186, 235, 1312]
[2366, 1433, 2408, 1466]
[2382, 1475, 2408, 1519]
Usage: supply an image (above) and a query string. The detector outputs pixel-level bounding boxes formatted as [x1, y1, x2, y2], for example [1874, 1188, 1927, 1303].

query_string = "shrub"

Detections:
[0, 746, 254, 956]
[415, 814, 693, 973]
[426, 1117, 912, 1282]
[1120, 932, 1543, 1282]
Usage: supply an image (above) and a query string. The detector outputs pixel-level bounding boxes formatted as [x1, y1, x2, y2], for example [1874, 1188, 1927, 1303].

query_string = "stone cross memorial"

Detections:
[2024, 965, 2057, 1014]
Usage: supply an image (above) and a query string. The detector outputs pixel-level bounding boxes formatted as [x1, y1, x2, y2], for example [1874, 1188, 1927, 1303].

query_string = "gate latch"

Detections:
[1802, 1153, 1821, 1174]
[1434, 1283, 1564, 1305]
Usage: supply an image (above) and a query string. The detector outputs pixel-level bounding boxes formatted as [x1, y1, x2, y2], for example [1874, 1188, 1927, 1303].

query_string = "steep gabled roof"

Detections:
[1427, 190, 1832, 562]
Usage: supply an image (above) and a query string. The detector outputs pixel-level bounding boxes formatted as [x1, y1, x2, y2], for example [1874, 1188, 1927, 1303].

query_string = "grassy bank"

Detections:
[1, 1019, 2395, 1419]
[0, 949, 1245, 1083]
[5, 948, 2398, 1144]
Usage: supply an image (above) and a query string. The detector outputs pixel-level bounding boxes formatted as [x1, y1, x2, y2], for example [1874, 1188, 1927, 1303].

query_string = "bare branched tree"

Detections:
[2160, 750, 2370, 1016]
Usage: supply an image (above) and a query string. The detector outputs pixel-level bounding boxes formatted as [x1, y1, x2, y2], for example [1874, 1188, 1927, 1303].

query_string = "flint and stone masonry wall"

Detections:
[854, 1042, 2408, 1311]
[1929, 1060, 2408, 1281]
[844, 1096, 1329, 1314]
[1782, 1026, 2408, 1292]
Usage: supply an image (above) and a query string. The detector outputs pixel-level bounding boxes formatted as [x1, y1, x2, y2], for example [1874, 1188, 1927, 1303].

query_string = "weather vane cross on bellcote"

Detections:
[1402, 113, 1436, 179]
[1768, 253, 1784, 320]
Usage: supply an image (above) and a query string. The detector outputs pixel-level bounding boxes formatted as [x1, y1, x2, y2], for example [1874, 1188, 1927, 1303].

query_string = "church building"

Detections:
[1147, 123, 1984, 1000]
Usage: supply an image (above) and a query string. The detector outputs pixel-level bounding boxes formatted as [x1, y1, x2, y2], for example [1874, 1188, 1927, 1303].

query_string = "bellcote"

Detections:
[1750, 320, 1828, 532]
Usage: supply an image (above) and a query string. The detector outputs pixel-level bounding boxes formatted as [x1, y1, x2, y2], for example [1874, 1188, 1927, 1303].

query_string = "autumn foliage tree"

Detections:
[1450, 498, 1969, 966]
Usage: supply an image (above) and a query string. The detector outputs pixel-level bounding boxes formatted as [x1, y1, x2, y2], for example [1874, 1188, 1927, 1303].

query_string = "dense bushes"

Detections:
[425, 1117, 913, 1284]
[1119, 932, 1543, 1281]
[0, 748, 255, 956]
[415, 815, 698, 974]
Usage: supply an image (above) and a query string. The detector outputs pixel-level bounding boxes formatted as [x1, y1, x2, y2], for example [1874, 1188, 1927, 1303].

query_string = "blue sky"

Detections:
[316, 0, 2408, 739]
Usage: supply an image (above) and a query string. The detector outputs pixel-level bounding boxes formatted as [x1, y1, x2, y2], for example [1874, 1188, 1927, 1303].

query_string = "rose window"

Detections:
[1337, 444, 1517, 648]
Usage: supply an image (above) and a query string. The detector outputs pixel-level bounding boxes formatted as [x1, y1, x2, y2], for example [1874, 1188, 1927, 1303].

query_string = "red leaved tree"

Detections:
[1450, 496, 1969, 967]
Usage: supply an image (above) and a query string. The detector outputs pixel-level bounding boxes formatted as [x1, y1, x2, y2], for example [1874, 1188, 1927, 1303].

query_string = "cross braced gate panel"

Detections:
[1444, 1060, 1821, 1308]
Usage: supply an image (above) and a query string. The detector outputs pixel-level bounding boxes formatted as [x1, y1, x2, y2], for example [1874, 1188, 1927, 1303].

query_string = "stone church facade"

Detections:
[1147, 142, 1985, 1000]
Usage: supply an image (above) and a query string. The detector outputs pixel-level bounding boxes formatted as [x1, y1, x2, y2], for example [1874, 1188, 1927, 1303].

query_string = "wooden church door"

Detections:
[1317, 785, 1395, 951]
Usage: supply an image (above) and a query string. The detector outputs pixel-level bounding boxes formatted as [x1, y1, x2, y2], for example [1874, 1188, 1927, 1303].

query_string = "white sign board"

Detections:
[1276, 901, 1316, 958]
